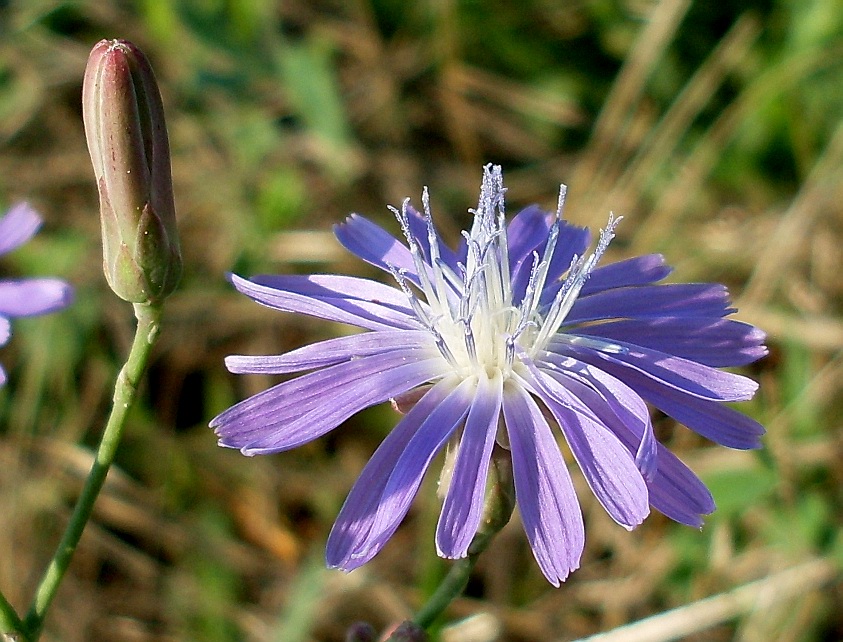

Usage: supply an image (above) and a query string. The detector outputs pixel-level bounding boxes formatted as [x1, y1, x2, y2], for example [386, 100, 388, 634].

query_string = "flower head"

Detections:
[211, 165, 767, 585]
[0, 203, 74, 384]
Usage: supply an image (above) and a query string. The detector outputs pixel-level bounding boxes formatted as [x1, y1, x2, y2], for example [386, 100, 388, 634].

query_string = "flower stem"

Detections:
[387, 452, 516, 640]
[20, 304, 162, 640]
[411, 556, 475, 632]
[0, 590, 23, 638]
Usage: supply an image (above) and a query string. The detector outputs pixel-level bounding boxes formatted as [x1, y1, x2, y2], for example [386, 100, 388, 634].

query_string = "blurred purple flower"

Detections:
[211, 165, 766, 585]
[0, 203, 74, 385]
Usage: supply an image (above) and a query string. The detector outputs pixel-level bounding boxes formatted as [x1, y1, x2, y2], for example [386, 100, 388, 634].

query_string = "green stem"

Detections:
[20, 304, 162, 640]
[387, 452, 516, 640]
[412, 554, 475, 632]
[0, 589, 24, 638]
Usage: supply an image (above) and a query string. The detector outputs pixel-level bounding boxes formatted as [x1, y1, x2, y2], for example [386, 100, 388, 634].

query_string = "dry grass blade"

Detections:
[450, 65, 585, 129]
[432, 0, 483, 166]
[568, 559, 838, 642]
[572, 0, 692, 202]
[632, 43, 843, 254]
[740, 121, 843, 306]
[596, 13, 761, 224]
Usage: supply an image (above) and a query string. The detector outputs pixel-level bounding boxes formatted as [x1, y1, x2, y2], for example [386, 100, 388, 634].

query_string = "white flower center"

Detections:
[391, 165, 618, 382]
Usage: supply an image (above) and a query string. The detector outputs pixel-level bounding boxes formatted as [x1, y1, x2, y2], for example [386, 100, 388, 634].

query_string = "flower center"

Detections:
[390, 164, 618, 383]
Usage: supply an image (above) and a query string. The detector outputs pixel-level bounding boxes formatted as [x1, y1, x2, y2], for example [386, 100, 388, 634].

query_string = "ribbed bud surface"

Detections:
[83, 39, 181, 304]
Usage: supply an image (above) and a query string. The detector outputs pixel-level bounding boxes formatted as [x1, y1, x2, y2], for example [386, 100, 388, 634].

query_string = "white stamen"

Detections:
[389, 166, 619, 382]
[533, 214, 621, 350]
[556, 184, 568, 220]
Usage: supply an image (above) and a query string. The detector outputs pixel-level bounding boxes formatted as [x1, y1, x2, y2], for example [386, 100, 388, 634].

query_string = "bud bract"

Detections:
[82, 39, 181, 304]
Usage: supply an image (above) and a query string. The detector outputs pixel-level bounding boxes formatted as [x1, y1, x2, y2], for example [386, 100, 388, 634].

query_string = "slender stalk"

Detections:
[412, 555, 476, 632]
[20, 304, 162, 640]
[386, 452, 516, 641]
[0, 590, 23, 637]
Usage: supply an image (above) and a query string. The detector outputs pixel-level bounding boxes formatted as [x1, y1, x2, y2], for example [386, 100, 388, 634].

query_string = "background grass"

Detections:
[0, 0, 841, 640]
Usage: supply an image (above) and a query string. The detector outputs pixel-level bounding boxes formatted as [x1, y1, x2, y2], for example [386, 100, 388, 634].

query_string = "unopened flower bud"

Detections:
[387, 622, 428, 642]
[83, 39, 181, 304]
[344, 622, 376, 642]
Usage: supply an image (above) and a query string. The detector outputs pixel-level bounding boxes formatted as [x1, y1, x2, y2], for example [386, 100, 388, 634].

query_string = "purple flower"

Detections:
[211, 165, 766, 585]
[0, 203, 74, 385]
